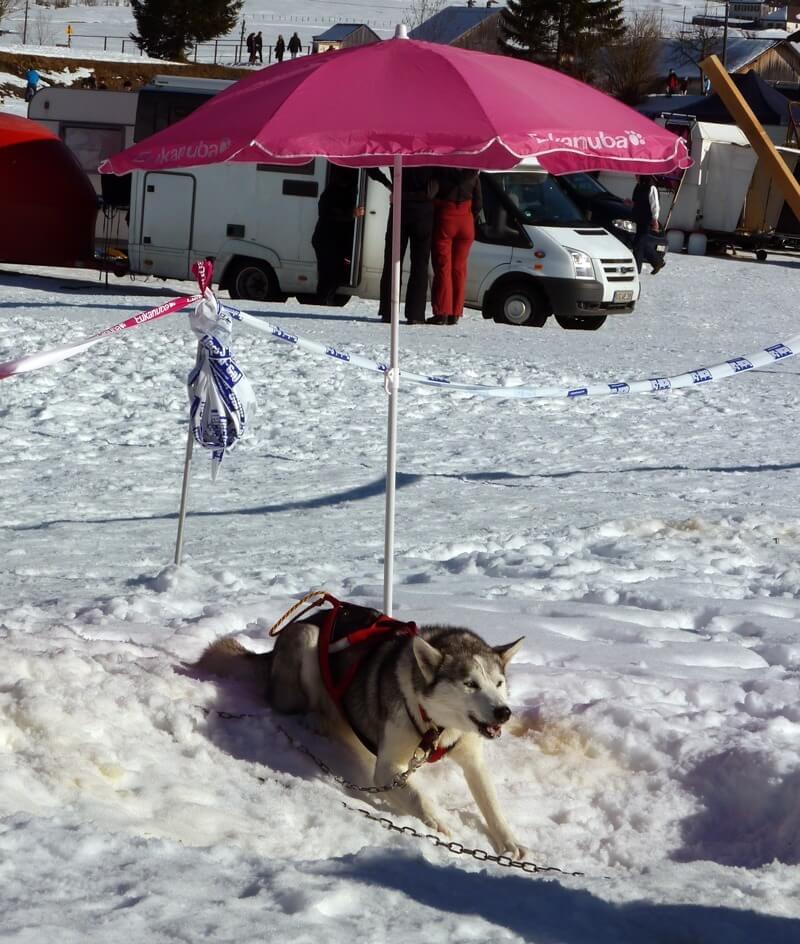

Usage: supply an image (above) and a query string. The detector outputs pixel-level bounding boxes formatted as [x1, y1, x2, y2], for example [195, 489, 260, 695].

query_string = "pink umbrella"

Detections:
[101, 28, 690, 615]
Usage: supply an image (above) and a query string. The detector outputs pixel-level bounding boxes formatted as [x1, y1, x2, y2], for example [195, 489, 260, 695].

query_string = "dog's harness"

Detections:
[271, 591, 452, 763]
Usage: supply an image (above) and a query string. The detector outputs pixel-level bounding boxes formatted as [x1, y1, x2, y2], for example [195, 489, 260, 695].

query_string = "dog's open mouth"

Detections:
[470, 715, 503, 739]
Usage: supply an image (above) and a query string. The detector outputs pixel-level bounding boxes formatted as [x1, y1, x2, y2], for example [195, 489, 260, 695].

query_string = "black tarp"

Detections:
[665, 71, 791, 126]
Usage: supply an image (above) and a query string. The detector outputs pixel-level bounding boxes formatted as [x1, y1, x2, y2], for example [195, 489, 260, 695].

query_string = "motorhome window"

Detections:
[257, 161, 315, 175]
[134, 90, 215, 141]
[562, 173, 607, 198]
[475, 174, 529, 247]
[492, 172, 584, 227]
[62, 124, 125, 174]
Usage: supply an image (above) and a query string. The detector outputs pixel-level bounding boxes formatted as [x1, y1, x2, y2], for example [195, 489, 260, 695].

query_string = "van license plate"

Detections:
[614, 290, 634, 302]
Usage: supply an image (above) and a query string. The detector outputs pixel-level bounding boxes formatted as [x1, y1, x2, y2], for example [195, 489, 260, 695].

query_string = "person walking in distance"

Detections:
[378, 167, 438, 325]
[246, 32, 256, 65]
[275, 34, 286, 63]
[311, 165, 362, 305]
[631, 175, 665, 275]
[429, 168, 481, 325]
[288, 32, 302, 59]
[24, 67, 40, 103]
[254, 31, 263, 64]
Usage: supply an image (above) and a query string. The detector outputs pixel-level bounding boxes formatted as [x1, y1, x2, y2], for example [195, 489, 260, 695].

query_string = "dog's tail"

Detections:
[195, 637, 273, 693]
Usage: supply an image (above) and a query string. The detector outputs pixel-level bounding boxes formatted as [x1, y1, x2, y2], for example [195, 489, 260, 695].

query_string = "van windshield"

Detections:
[492, 171, 584, 227]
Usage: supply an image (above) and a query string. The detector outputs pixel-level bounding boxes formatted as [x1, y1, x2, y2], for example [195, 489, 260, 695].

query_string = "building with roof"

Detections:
[409, 3, 503, 52]
[311, 24, 380, 54]
[656, 36, 800, 93]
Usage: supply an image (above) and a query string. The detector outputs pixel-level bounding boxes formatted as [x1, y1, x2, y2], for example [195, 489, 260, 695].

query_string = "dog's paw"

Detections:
[492, 836, 529, 861]
[422, 814, 451, 838]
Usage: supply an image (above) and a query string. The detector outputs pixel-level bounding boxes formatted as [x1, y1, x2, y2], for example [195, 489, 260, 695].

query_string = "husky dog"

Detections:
[196, 614, 526, 858]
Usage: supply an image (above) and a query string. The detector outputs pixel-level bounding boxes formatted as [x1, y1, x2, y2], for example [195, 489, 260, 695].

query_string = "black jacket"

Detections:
[435, 168, 482, 214]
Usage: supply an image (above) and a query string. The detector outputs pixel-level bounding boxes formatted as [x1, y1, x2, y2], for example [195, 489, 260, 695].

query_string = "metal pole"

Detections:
[721, 0, 729, 70]
[22, 0, 29, 44]
[382, 155, 403, 616]
[174, 342, 201, 566]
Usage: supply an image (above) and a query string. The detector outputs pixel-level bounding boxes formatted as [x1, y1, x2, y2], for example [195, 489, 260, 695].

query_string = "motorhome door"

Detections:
[138, 172, 195, 279]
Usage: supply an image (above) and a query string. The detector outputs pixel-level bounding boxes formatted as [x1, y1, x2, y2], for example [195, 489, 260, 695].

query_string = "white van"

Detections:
[130, 155, 639, 330]
[36, 76, 641, 330]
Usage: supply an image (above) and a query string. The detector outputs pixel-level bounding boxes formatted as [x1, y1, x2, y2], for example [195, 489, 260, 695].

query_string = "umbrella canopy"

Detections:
[100, 30, 690, 615]
[100, 35, 690, 177]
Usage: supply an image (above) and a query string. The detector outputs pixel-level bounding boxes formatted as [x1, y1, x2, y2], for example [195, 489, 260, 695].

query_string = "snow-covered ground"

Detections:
[0, 0, 723, 60]
[2, 246, 800, 942]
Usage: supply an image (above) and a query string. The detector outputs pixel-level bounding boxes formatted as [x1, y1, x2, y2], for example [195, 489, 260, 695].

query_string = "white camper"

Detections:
[39, 76, 641, 330]
[128, 157, 640, 330]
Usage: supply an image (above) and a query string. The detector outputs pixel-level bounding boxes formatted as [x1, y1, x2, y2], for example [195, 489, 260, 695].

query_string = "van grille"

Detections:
[573, 228, 608, 236]
[600, 257, 636, 283]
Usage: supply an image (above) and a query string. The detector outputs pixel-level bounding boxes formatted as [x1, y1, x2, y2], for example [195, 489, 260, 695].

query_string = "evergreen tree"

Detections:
[130, 0, 243, 61]
[499, 0, 625, 78]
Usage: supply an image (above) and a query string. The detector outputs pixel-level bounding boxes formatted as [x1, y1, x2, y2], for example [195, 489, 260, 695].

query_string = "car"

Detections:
[558, 172, 637, 247]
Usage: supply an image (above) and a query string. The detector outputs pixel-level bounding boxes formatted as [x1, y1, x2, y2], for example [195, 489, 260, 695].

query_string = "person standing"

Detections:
[275, 34, 286, 63]
[311, 165, 362, 304]
[288, 32, 302, 59]
[429, 168, 481, 325]
[632, 176, 665, 275]
[246, 32, 256, 64]
[666, 69, 679, 97]
[378, 167, 438, 325]
[24, 67, 40, 103]
[254, 31, 263, 64]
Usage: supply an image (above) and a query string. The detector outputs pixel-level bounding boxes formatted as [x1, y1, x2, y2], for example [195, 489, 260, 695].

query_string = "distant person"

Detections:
[378, 166, 438, 325]
[246, 32, 256, 64]
[311, 165, 362, 304]
[632, 176, 665, 275]
[254, 31, 263, 64]
[275, 34, 285, 63]
[703, 74, 711, 95]
[288, 32, 302, 59]
[429, 168, 482, 325]
[666, 69, 679, 97]
[680, 76, 689, 95]
[123, 78, 133, 91]
[24, 67, 40, 103]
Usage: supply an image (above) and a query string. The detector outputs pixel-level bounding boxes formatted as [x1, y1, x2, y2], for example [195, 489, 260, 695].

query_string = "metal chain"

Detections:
[275, 722, 432, 794]
[343, 802, 584, 877]
[200, 706, 584, 878]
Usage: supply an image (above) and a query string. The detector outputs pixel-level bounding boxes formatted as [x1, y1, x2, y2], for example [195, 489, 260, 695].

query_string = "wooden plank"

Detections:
[701, 52, 800, 221]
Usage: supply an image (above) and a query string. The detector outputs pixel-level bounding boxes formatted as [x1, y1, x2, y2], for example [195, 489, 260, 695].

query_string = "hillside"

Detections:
[0, 48, 245, 101]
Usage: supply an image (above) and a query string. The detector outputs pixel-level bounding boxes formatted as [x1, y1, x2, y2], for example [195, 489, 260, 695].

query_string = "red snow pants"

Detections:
[432, 199, 475, 319]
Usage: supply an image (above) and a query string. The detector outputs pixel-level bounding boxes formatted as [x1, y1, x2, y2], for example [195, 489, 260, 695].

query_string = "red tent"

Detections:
[0, 113, 98, 266]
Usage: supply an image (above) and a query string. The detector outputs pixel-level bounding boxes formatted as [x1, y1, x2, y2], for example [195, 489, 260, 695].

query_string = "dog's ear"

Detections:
[494, 637, 524, 667]
[412, 636, 444, 685]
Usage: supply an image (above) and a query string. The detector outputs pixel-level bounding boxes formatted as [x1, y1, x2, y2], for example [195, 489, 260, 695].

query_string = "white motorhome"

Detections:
[37, 76, 641, 330]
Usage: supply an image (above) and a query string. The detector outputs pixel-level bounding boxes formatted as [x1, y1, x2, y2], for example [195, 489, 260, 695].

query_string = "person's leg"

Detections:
[405, 203, 434, 323]
[633, 227, 646, 274]
[450, 202, 475, 319]
[379, 209, 409, 322]
[431, 203, 453, 318]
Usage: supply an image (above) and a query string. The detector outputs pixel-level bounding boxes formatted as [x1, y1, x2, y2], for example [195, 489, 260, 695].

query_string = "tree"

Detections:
[130, 0, 243, 61]
[499, 0, 625, 78]
[600, 12, 663, 105]
[403, 0, 447, 31]
[672, 18, 721, 81]
[0, 0, 21, 26]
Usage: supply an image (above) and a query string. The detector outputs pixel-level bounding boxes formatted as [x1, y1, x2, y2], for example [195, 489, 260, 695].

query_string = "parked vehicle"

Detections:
[33, 75, 641, 330]
[558, 172, 637, 247]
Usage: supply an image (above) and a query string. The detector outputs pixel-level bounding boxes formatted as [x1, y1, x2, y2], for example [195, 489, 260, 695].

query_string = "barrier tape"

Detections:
[233, 309, 800, 400]
[2, 289, 798, 400]
[0, 294, 201, 381]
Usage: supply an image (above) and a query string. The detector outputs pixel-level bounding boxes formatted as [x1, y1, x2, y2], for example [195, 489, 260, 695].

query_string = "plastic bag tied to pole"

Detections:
[187, 260, 256, 480]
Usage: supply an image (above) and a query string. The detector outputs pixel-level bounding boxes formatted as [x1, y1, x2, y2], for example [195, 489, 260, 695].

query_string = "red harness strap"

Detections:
[286, 593, 452, 764]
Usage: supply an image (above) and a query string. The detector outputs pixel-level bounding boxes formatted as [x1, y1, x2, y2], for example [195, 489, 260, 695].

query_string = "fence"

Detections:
[61, 33, 312, 65]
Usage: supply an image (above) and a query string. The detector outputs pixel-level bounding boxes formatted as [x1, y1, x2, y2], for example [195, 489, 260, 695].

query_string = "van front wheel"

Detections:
[228, 259, 286, 302]
[485, 280, 549, 327]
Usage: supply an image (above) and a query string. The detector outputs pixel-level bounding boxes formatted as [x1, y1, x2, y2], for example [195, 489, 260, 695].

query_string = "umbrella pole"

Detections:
[174, 341, 201, 566]
[383, 155, 403, 615]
